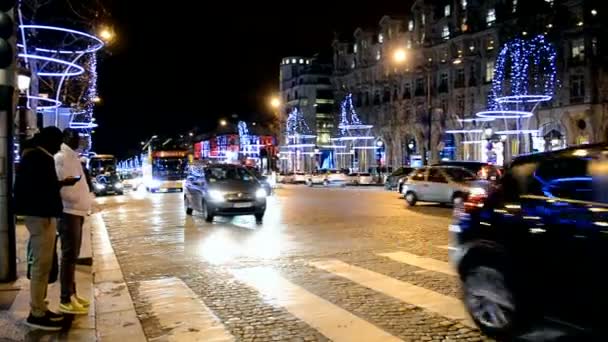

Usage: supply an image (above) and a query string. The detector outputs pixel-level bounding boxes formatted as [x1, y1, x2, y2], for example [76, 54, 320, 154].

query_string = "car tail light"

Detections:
[464, 187, 487, 213]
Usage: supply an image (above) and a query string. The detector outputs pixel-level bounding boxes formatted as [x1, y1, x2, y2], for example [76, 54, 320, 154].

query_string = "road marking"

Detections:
[378, 251, 457, 276]
[138, 277, 235, 342]
[310, 259, 475, 328]
[231, 267, 402, 342]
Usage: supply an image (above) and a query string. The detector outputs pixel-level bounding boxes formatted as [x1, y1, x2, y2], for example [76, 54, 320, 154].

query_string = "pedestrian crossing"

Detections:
[136, 248, 484, 341]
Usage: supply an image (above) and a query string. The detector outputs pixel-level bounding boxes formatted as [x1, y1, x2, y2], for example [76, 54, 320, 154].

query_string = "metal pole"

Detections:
[0, 73, 16, 283]
[426, 66, 432, 165]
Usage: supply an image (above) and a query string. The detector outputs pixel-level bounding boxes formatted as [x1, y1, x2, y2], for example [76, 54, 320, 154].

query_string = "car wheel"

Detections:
[307, 180, 313, 187]
[202, 200, 214, 223]
[452, 192, 465, 206]
[323, 180, 329, 187]
[463, 264, 521, 339]
[255, 212, 264, 224]
[405, 192, 417, 206]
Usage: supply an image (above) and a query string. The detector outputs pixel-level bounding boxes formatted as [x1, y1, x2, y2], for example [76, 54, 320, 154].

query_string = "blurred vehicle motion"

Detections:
[120, 171, 142, 191]
[306, 169, 349, 187]
[434, 161, 503, 181]
[451, 144, 608, 339]
[385, 167, 415, 190]
[93, 174, 123, 196]
[401, 166, 489, 206]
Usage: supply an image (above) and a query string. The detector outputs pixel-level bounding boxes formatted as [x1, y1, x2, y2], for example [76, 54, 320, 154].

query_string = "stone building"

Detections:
[332, 0, 608, 166]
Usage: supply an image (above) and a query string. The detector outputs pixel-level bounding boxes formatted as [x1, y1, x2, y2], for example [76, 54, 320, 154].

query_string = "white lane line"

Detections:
[138, 277, 235, 342]
[378, 251, 457, 276]
[436, 245, 450, 250]
[310, 259, 475, 328]
[231, 267, 403, 342]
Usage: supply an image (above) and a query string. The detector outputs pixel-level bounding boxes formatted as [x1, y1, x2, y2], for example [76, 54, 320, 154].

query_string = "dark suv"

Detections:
[451, 144, 608, 339]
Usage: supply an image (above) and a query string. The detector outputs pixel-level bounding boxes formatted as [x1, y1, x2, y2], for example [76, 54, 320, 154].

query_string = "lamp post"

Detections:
[269, 96, 282, 171]
[17, 69, 31, 156]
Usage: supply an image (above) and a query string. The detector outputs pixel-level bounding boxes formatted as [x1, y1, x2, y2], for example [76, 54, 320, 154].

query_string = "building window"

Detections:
[571, 38, 585, 61]
[407, 39, 412, 48]
[485, 60, 495, 82]
[421, 14, 426, 26]
[512, 0, 518, 13]
[408, 20, 414, 31]
[378, 33, 384, 44]
[376, 49, 382, 61]
[462, 0, 467, 9]
[486, 8, 496, 27]
[455, 68, 465, 88]
[353, 44, 358, 54]
[403, 83, 411, 99]
[439, 72, 449, 93]
[545, 0, 554, 7]
[461, 17, 469, 32]
[299, 59, 304, 64]
[570, 74, 585, 102]
[444, 4, 451, 17]
[415, 78, 425, 96]
[442, 26, 450, 40]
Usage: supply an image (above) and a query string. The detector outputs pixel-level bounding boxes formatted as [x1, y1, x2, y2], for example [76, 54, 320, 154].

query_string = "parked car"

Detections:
[434, 161, 503, 181]
[385, 167, 415, 190]
[293, 172, 307, 184]
[184, 164, 267, 223]
[401, 166, 489, 206]
[306, 169, 348, 187]
[451, 144, 608, 339]
[93, 174, 124, 196]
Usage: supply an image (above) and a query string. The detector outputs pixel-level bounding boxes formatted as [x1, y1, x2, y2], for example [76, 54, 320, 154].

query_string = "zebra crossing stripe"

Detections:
[378, 251, 457, 276]
[138, 277, 235, 342]
[310, 259, 476, 328]
[231, 266, 403, 342]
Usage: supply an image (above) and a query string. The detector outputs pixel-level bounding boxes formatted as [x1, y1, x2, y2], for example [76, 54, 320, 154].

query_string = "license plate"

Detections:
[233, 202, 253, 208]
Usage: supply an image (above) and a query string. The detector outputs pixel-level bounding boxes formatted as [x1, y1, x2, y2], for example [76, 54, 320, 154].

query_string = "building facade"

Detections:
[332, 0, 607, 166]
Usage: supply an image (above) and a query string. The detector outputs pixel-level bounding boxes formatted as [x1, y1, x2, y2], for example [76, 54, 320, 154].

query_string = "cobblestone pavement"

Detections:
[98, 185, 492, 341]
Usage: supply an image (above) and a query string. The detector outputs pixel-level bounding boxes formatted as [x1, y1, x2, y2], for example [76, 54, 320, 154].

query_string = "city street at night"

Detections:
[96, 186, 485, 341]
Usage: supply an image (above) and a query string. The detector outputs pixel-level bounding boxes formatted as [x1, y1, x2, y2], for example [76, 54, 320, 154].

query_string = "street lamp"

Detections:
[17, 69, 31, 156]
[98, 26, 115, 43]
[17, 69, 31, 92]
[92, 96, 101, 104]
[270, 97, 281, 109]
[393, 48, 407, 64]
[220, 119, 227, 127]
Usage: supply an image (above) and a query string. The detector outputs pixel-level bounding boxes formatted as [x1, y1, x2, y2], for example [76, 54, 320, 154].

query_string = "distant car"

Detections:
[385, 167, 415, 190]
[306, 169, 348, 187]
[277, 172, 295, 184]
[451, 144, 608, 339]
[184, 164, 267, 223]
[93, 174, 124, 196]
[120, 172, 142, 191]
[401, 166, 489, 206]
[351, 172, 374, 185]
[434, 161, 502, 181]
[293, 172, 307, 184]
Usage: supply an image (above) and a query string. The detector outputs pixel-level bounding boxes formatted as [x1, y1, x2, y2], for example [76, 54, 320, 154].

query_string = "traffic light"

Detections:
[0, 1, 16, 71]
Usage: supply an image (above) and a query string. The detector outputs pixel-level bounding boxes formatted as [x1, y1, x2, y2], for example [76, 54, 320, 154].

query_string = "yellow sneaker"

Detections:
[59, 297, 88, 315]
[74, 295, 90, 308]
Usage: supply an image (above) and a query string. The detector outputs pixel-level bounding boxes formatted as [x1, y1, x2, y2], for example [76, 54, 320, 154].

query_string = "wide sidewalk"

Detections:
[0, 214, 146, 341]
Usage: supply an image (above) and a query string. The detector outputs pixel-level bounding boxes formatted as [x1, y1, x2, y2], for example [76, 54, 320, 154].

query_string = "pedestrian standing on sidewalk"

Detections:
[14, 126, 80, 331]
[54, 128, 92, 315]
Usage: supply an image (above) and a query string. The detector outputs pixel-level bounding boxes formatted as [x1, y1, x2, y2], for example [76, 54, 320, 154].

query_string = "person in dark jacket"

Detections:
[14, 126, 79, 331]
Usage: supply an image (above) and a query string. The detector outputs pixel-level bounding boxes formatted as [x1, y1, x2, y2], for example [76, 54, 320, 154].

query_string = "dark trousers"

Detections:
[58, 213, 84, 304]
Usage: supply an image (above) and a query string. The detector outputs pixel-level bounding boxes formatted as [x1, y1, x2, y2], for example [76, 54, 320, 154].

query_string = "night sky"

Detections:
[95, 1, 411, 157]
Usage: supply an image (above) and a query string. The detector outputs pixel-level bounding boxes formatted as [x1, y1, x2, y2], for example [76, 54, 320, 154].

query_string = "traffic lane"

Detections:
[97, 186, 454, 264]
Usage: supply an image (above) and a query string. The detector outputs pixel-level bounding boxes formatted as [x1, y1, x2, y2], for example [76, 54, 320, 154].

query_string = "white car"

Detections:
[401, 166, 489, 206]
[293, 172, 307, 184]
[306, 170, 348, 187]
[355, 172, 374, 185]
[277, 172, 295, 184]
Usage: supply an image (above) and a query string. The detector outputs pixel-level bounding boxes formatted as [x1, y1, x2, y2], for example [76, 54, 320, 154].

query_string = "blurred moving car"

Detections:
[245, 167, 273, 196]
[434, 161, 502, 181]
[277, 172, 295, 184]
[385, 167, 415, 190]
[184, 164, 267, 223]
[351, 172, 374, 185]
[401, 166, 488, 206]
[93, 174, 124, 196]
[293, 172, 307, 184]
[120, 172, 142, 191]
[306, 169, 348, 187]
[451, 144, 608, 339]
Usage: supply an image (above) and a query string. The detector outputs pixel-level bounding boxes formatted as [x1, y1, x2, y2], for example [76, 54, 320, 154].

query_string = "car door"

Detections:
[522, 157, 596, 328]
[187, 171, 206, 211]
[406, 167, 428, 199]
[425, 167, 450, 202]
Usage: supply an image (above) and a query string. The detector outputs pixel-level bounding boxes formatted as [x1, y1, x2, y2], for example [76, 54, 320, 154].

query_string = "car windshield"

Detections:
[205, 167, 255, 182]
[443, 167, 477, 182]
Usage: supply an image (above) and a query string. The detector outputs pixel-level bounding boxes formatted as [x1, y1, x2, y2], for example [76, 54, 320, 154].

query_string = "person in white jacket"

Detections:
[54, 129, 93, 315]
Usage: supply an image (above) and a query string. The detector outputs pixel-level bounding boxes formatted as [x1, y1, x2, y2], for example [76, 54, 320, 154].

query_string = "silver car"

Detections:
[401, 166, 488, 206]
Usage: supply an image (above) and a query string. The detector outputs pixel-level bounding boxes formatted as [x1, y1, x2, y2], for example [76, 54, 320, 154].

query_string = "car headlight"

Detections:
[115, 182, 123, 189]
[256, 188, 268, 199]
[95, 183, 105, 190]
[208, 190, 225, 202]
[468, 187, 486, 197]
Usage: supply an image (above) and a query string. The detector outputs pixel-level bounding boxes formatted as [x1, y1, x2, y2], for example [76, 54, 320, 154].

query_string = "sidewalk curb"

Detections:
[91, 213, 146, 341]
